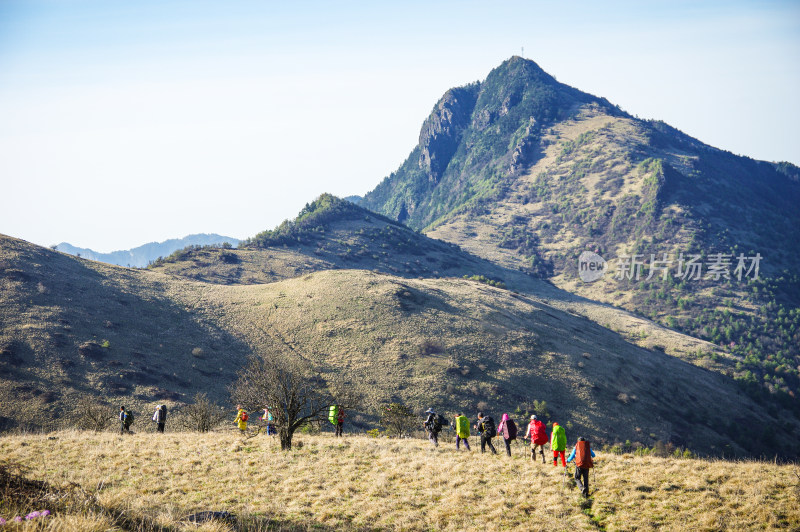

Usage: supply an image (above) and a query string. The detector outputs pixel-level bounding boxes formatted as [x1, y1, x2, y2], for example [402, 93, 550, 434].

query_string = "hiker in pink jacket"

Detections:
[496, 413, 518, 457]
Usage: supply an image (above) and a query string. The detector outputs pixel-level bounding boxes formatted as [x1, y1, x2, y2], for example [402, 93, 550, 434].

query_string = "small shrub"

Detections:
[418, 339, 444, 356]
[380, 403, 416, 438]
[73, 398, 114, 432]
[177, 393, 226, 433]
[463, 274, 507, 289]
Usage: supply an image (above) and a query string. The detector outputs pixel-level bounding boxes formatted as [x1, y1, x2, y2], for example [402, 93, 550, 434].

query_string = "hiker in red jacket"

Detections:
[335, 408, 345, 437]
[526, 415, 548, 464]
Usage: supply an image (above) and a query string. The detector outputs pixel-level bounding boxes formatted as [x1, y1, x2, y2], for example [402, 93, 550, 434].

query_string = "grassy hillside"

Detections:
[0, 234, 249, 433]
[2, 432, 798, 531]
[147, 194, 487, 284]
[147, 194, 730, 371]
[359, 57, 800, 413]
[2, 232, 798, 457]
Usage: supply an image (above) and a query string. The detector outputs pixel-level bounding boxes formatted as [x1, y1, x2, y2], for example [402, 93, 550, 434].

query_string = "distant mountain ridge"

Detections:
[55, 233, 240, 268]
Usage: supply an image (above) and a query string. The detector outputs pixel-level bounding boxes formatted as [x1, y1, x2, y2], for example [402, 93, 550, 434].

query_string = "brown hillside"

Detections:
[2, 234, 797, 456]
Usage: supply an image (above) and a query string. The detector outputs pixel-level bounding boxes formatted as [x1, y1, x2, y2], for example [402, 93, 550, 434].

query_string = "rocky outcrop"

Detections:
[418, 85, 479, 183]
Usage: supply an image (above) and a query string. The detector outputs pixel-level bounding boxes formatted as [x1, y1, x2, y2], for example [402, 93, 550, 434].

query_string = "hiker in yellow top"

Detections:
[454, 413, 471, 451]
[234, 405, 248, 432]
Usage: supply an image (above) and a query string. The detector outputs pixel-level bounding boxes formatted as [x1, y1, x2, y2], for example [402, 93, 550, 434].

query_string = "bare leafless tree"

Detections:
[231, 352, 361, 450]
[177, 393, 227, 432]
[380, 402, 416, 438]
[73, 397, 114, 432]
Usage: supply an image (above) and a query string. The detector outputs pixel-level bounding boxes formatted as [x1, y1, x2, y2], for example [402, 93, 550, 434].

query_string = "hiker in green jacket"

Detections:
[454, 413, 471, 451]
[551, 422, 567, 467]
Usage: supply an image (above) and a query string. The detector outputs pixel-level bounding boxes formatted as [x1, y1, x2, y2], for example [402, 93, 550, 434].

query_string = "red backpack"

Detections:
[531, 420, 548, 445]
[240, 411, 249, 422]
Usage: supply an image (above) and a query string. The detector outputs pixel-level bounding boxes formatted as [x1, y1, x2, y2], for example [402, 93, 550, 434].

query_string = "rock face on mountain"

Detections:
[418, 86, 479, 186]
[361, 56, 618, 228]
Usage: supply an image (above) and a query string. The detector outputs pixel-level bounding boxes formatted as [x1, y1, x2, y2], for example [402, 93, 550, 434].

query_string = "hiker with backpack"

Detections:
[423, 408, 444, 448]
[119, 406, 134, 434]
[567, 437, 595, 497]
[496, 413, 518, 457]
[336, 407, 345, 437]
[234, 405, 248, 433]
[261, 407, 275, 436]
[152, 404, 167, 433]
[474, 412, 498, 454]
[328, 405, 346, 437]
[551, 422, 567, 467]
[526, 415, 548, 464]
[453, 413, 471, 451]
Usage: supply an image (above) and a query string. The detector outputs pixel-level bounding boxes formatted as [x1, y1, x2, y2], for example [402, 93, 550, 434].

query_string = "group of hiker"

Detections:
[424, 409, 595, 497]
[118, 404, 167, 434]
[119, 403, 593, 496]
[233, 404, 346, 437]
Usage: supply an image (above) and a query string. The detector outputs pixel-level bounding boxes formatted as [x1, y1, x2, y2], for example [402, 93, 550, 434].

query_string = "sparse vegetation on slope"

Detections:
[359, 57, 800, 413]
[5, 233, 797, 456]
[146, 194, 482, 284]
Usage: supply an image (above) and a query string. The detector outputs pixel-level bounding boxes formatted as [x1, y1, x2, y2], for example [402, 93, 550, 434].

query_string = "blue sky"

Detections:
[1, 0, 798, 252]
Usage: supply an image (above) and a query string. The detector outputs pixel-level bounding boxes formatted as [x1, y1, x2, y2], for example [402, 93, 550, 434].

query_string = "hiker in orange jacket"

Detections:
[526, 415, 548, 464]
[567, 437, 596, 497]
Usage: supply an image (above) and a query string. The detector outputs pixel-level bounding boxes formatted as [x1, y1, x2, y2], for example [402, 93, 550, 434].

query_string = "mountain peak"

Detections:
[491, 55, 553, 81]
[243, 193, 400, 249]
[361, 57, 605, 228]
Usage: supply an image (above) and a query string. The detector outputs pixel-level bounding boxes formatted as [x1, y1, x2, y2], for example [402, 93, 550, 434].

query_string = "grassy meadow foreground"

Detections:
[1, 431, 798, 531]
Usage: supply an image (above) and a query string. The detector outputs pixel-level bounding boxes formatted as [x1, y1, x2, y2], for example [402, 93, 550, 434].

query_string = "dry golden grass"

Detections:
[1, 431, 798, 531]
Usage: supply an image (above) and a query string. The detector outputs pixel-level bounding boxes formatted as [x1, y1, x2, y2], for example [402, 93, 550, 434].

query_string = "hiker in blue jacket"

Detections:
[119, 406, 131, 434]
[567, 437, 596, 497]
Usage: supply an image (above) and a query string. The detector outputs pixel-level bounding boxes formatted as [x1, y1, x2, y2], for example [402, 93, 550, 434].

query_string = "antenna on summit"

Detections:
[521, 46, 524, 58]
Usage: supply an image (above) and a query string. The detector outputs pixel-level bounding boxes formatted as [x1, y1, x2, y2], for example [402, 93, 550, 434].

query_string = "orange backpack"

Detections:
[575, 440, 593, 468]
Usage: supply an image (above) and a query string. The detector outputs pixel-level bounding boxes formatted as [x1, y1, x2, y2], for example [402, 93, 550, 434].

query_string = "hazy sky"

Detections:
[1, 1, 798, 252]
